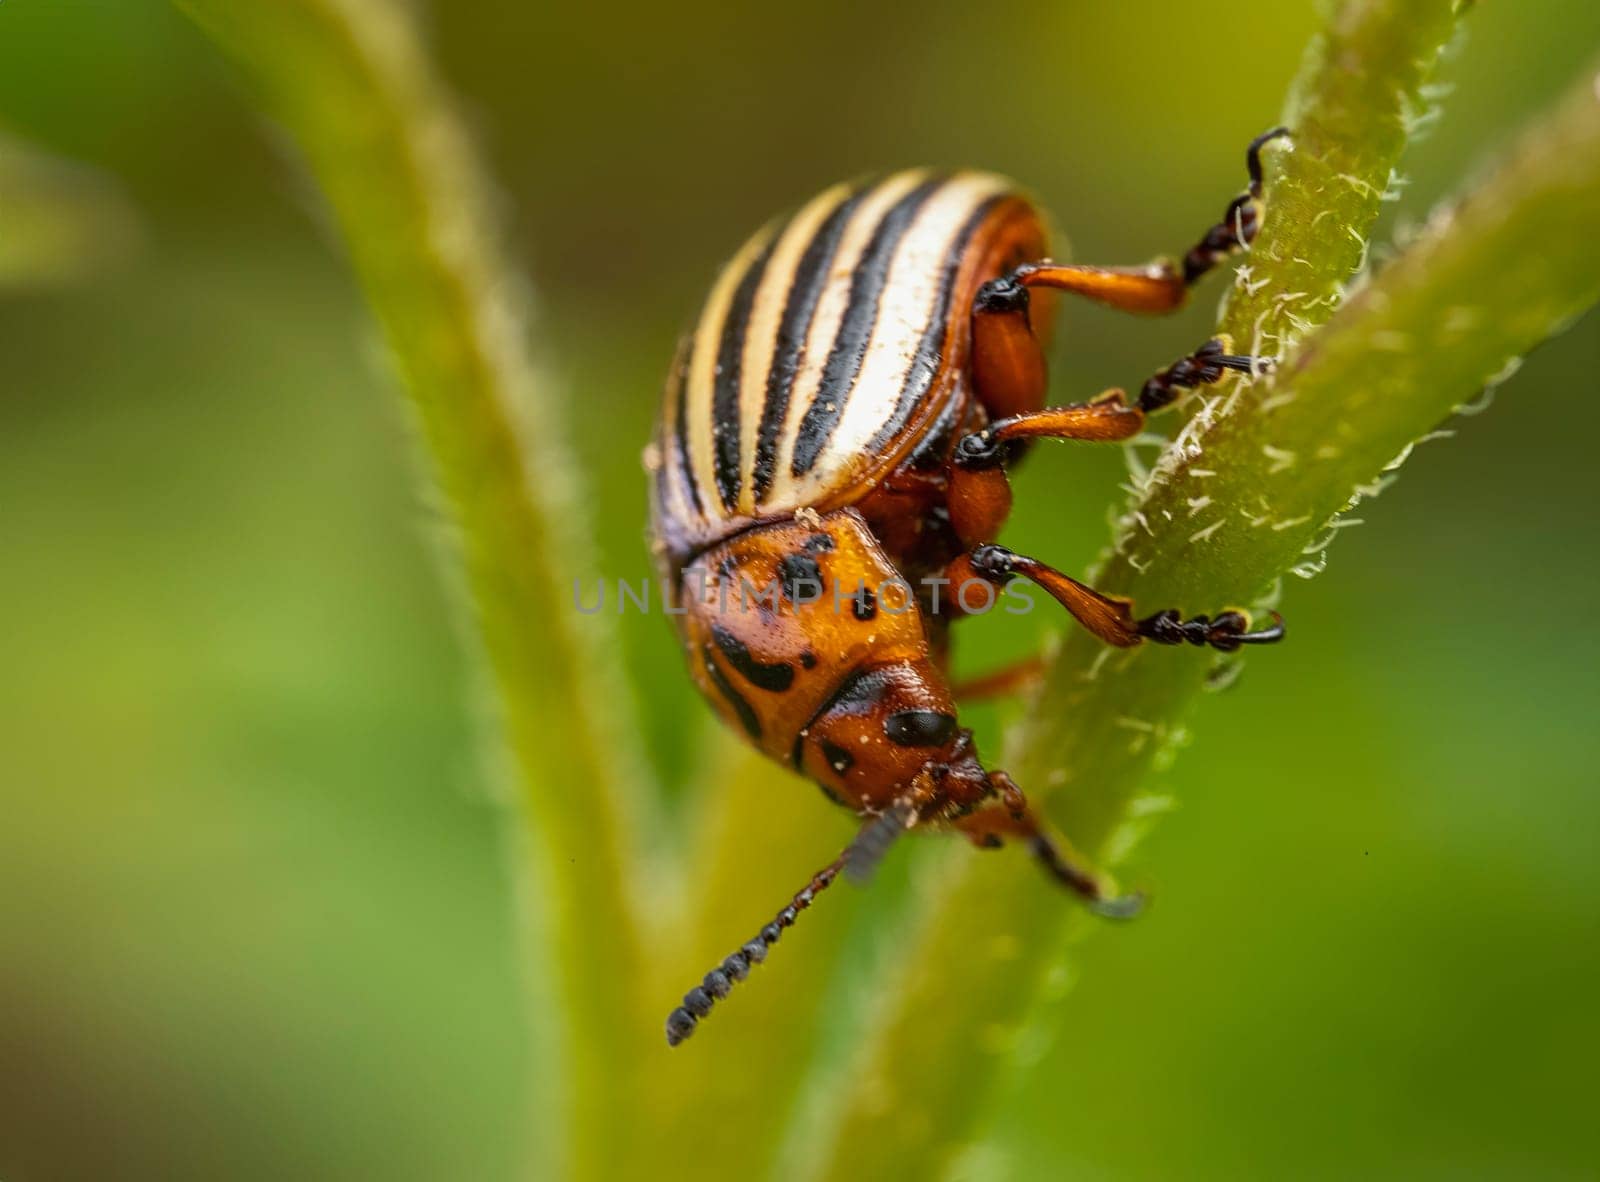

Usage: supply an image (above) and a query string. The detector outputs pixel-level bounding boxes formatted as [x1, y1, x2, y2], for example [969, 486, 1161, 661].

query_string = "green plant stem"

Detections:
[173, 2, 653, 1176]
[811, 15, 1600, 1182]
[1221, 0, 1472, 356]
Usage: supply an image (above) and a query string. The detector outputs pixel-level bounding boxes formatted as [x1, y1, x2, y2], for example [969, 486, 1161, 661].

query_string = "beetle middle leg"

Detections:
[948, 337, 1268, 544]
[967, 334, 1266, 459]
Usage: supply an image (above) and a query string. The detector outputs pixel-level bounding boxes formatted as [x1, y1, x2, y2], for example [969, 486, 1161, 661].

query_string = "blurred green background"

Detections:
[3, 2, 1597, 1179]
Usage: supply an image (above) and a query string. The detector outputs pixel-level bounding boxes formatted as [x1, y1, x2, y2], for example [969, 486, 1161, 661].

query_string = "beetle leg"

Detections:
[969, 274, 1050, 419]
[970, 126, 1291, 359]
[957, 389, 1147, 467]
[958, 771, 1142, 918]
[945, 446, 1014, 546]
[955, 337, 1269, 498]
[944, 543, 1287, 653]
[1136, 335, 1270, 414]
[946, 392, 1150, 547]
[967, 265, 1176, 420]
[1176, 125, 1292, 288]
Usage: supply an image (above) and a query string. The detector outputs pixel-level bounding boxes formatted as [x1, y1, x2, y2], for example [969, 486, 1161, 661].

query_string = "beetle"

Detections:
[649, 129, 1291, 1046]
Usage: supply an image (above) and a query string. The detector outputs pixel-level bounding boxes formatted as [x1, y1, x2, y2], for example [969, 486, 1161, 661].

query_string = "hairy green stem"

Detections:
[808, 10, 1600, 1182]
[172, 1, 654, 1175]
[1223, 0, 1473, 357]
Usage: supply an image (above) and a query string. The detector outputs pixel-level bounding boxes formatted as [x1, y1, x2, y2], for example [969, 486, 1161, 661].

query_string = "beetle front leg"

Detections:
[957, 771, 1142, 918]
[943, 543, 1285, 653]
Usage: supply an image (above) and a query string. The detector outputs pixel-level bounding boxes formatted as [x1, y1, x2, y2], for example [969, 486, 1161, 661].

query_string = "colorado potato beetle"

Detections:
[650, 130, 1291, 1046]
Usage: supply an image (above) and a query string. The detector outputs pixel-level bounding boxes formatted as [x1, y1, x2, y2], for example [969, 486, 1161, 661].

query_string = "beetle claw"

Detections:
[1088, 890, 1146, 921]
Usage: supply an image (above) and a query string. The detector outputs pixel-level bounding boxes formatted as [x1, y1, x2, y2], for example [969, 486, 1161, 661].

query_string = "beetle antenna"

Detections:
[842, 799, 915, 884]
[664, 804, 916, 1047]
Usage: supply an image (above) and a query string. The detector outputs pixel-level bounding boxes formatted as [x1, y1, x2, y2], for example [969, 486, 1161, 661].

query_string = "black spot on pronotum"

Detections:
[802, 532, 836, 554]
[778, 552, 824, 604]
[703, 648, 762, 740]
[820, 739, 855, 775]
[799, 650, 818, 670]
[710, 625, 794, 692]
[883, 709, 958, 747]
[851, 585, 877, 621]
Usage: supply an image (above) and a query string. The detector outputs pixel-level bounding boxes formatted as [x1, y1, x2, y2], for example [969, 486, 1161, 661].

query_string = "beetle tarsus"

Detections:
[1181, 126, 1292, 285]
[1139, 336, 1272, 414]
[1136, 608, 1287, 653]
[1087, 890, 1147, 921]
[1247, 125, 1292, 193]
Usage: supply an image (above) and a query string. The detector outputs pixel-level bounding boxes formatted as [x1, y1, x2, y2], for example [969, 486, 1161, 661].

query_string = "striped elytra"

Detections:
[650, 169, 1046, 569]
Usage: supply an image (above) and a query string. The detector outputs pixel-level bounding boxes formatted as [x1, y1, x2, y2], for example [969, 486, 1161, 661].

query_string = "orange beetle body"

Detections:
[650, 135, 1291, 1046]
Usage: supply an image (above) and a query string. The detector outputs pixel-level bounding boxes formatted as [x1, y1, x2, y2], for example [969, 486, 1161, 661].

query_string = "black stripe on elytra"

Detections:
[712, 233, 780, 512]
[669, 344, 703, 517]
[868, 193, 1005, 453]
[703, 647, 762, 740]
[751, 187, 868, 501]
[791, 175, 948, 477]
[710, 624, 795, 692]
